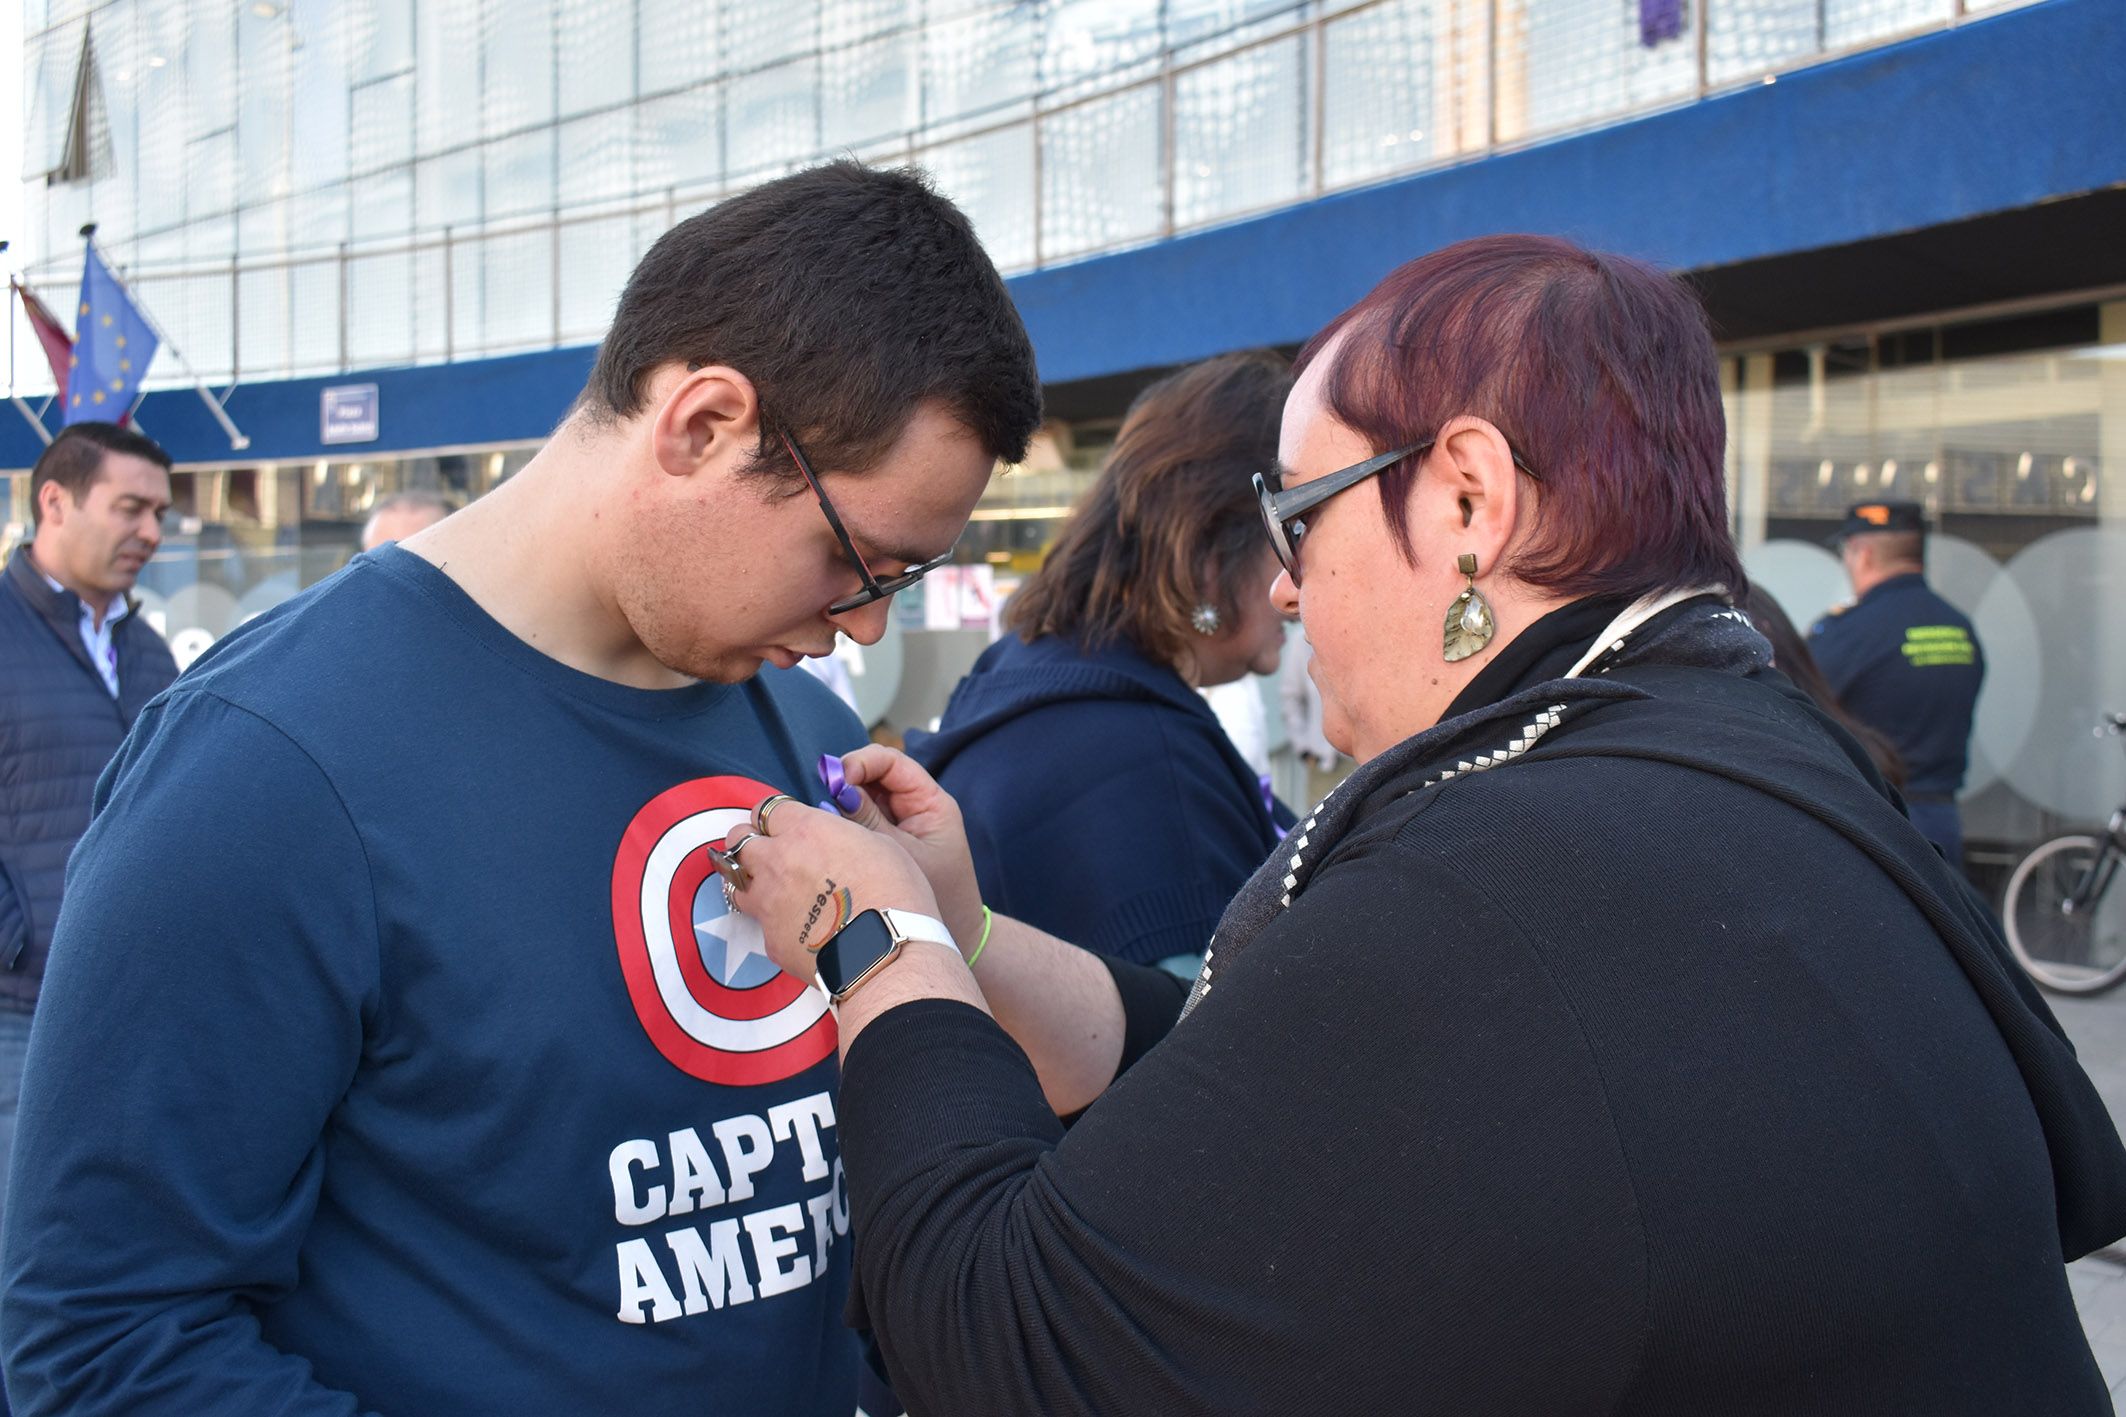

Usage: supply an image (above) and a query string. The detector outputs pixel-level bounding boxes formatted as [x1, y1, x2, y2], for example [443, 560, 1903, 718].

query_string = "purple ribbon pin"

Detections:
[1261, 773, 1291, 841]
[818, 754, 863, 815]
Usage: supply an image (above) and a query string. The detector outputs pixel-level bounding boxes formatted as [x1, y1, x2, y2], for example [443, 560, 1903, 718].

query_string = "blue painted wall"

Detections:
[6, 0, 2117, 470]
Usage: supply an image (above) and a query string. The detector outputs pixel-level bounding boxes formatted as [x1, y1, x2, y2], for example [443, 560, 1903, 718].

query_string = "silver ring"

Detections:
[753, 794, 799, 836]
[724, 829, 759, 860]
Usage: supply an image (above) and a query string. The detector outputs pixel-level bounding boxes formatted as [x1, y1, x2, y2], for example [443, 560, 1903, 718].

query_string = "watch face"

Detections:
[816, 911, 897, 996]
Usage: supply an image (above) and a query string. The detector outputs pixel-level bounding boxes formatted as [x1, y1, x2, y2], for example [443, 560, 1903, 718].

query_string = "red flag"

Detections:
[14, 278, 73, 404]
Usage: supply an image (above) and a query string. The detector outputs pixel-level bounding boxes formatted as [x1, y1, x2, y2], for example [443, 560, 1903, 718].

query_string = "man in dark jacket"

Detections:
[0, 420, 177, 1238]
[1810, 500, 1984, 866]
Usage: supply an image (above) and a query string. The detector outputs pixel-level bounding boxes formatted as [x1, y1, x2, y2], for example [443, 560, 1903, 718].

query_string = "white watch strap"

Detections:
[879, 909, 955, 953]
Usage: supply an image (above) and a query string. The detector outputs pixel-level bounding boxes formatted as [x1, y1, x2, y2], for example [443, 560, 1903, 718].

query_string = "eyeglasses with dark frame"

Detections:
[1251, 439, 1541, 584]
[777, 428, 957, 617]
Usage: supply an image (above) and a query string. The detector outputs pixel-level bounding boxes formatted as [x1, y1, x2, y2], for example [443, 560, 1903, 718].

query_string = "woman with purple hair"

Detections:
[723, 235, 2126, 1415]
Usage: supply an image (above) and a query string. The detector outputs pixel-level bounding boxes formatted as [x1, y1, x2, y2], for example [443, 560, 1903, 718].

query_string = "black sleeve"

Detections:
[837, 849, 1649, 1417]
[1101, 955, 1189, 1076]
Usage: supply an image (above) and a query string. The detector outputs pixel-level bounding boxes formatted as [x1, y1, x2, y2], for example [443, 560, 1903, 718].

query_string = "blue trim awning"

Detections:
[6, 0, 2117, 470]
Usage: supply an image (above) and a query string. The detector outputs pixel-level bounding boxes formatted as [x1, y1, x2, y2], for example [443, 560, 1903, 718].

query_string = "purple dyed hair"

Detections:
[1296, 233, 1744, 603]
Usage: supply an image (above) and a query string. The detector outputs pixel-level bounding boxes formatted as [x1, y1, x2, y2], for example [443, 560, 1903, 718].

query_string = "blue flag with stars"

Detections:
[65, 242, 159, 425]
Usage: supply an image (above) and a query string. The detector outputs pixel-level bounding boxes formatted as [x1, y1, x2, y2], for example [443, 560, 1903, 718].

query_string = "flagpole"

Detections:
[4, 251, 57, 448]
[81, 226, 251, 451]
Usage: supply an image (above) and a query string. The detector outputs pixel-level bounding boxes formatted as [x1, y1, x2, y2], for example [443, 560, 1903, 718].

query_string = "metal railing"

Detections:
[8, 0, 2022, 398]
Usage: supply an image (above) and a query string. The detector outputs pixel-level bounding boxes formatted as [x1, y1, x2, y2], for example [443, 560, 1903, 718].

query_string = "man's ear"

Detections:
[34, 479, 70, 530]
[647, 364, 761, 480]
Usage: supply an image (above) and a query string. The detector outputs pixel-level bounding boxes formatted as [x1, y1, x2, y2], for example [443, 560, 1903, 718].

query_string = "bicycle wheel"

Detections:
[2003, 835, 2126, 995]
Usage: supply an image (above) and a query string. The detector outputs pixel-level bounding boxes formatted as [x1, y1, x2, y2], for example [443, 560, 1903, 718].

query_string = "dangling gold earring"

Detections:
[1443, 553, 1495, 662]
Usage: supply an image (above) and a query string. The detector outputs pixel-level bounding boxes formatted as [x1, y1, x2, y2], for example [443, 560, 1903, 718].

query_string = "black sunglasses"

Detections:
[1252, 439, 1541, 582]
[777, 429, 956, 616]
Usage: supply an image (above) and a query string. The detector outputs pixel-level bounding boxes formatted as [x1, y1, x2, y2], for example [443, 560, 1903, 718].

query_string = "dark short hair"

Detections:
[1298, 234, 1744, 603]
[583, 161, 1042, 482]
[1742, 581, 1905, 790]
[30, 421, 173, 529]
[1006, 350, 1292, 666]
[1849, 529, 1924, 566]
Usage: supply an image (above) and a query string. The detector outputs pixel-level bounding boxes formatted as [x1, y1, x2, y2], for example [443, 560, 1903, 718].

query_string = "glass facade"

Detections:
[5, 296, 2119, 877]
[13, 0, 2034, 387]
[5, 0, 2098, 873]
[1731, 299, 2126, 883]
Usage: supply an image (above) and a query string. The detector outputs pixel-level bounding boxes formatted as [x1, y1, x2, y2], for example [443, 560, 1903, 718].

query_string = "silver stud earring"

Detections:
[1191, 604, 1222, 636]
[1443, 553, 1495, 662]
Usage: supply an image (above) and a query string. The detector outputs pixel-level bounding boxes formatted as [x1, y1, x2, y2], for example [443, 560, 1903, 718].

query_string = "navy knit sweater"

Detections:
[908, 635, 1288, 968]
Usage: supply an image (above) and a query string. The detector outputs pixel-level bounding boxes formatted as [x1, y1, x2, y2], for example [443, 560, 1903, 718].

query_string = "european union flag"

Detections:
[65, 242, 159, 426]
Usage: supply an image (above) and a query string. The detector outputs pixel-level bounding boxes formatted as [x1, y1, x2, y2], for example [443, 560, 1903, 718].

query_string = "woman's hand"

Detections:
[726, 801, 940, 985]
[828, 746, 984, 949]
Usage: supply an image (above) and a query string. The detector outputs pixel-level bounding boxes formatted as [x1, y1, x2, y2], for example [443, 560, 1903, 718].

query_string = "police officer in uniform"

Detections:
[1810, 500, 1985, 869]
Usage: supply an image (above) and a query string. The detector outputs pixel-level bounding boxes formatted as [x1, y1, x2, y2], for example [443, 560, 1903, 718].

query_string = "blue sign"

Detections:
[321, 384, 380, 444]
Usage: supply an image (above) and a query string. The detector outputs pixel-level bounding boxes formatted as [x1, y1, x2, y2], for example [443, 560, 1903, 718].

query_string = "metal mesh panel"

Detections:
[409, 246, 450, 363]
[726, 58, 821, 183]
[143, 267, 234, 404]
[1039, 85, 1164, 262]
[415, 1, 482, 154]
[723, 0, 819, 72]
[558, 110, 634, 207]
[823, 32, 918, 152]
[823, 0, 915, 49]
[132, 12, 188, 229]
[288, 1, 352, 193]
[289, 258, 341, 376]
[1824, 0, 1952, 48]
[289, 187, 350, 251]
[557, 215, 635, 345]
[1708, 0, 1814, 84]
[347, 0, 414, 84]
[923, 122, 1037, 272]
[481, 129, 555, 222]
[1321, 0, 1436, 189]
[557, 0, 636, 117]
[237, 6, 292, 203]
[635, 86, 724, 199]
[414, 150, 483, 235]
[346, 250, 416, 368]
[236, 265, 291, 381]
[480, 231, 555, 354]
[350, 169, 411, 247]
[921, 4, 1037, 136]
[1043, 0, 1165, 100]
[482, 0, 557, 139]
[449, 234, 485, 363]
[351, 72, 414, 176]
[638, 0, 720, 96]
[1173, 35, 1308, 228]
[1508, 0, 1694, 141]
[12, 0, 2006, 386]
[183, 0, 235, 131]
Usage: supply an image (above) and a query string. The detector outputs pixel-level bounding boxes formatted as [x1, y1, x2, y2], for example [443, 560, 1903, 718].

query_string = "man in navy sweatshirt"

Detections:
[0, 162, 1040, 1416]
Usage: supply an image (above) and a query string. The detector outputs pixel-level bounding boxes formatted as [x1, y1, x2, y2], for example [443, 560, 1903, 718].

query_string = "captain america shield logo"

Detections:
[611, 776, 835, 1085]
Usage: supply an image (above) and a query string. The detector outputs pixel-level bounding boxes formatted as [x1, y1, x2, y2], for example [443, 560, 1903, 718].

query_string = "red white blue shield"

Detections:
[610, 776, 835, 1085]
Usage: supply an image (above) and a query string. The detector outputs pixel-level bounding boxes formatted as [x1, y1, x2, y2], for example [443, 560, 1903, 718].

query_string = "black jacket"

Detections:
[838, 600, 2126, 1416]
[0, 547, 177, 1010]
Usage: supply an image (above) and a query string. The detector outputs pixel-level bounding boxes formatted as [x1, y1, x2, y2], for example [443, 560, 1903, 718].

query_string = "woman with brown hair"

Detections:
[1742, 580, 1907, 790]
[907, 350, 1294, 975]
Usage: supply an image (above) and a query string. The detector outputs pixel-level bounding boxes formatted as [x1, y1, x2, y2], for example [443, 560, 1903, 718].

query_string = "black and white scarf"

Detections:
[1181, 590, 1770, 1019]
